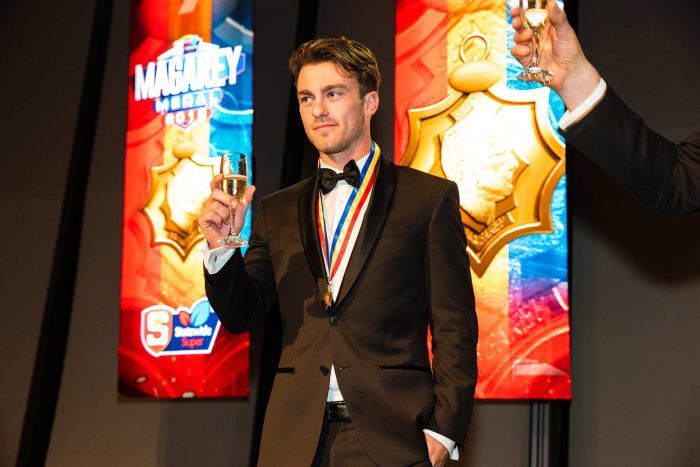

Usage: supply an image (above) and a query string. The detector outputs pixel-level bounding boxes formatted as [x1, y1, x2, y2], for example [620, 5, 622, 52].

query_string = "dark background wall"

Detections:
[0, 0, 698, 466]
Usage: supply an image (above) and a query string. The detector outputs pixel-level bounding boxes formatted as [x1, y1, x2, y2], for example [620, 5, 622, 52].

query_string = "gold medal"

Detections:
[322, 282, 333, 310]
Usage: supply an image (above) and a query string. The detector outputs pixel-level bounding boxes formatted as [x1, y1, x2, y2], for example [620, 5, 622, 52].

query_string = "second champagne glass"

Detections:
[518, 0, 554, 84]
[218, 152, 248, 248]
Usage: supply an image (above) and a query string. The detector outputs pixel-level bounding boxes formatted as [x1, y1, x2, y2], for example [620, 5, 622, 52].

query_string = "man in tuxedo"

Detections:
[198, 37, 477, 466]
[511, 2, 700, 216]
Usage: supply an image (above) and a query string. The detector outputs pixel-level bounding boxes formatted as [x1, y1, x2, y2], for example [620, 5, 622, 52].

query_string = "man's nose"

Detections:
[311, 99, 327, 118]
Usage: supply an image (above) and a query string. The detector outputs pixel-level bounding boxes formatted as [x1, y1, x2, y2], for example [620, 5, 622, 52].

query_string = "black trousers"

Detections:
[311, 420, 377, 467]
[311, 420, 432, 467]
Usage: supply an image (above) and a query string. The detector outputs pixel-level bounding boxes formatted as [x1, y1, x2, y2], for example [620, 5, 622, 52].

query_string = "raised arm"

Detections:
[511, 1, 700, 216]
[199, 178, 277, 333]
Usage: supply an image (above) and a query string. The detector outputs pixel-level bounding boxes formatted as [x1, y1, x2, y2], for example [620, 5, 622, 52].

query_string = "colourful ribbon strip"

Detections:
[317, 142, 380, 283]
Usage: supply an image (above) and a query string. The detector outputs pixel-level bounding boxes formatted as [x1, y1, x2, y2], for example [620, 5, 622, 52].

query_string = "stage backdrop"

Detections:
[396, 0, 571, 399]
[119, 0, 252, 398]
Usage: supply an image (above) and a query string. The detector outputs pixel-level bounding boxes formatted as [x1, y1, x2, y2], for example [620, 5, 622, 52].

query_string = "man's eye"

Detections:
[299, 96, 311, 103]
[327, 90, 340, 97]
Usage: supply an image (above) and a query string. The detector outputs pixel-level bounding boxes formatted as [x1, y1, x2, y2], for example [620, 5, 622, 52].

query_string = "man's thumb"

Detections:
[548, 1, 569, 29]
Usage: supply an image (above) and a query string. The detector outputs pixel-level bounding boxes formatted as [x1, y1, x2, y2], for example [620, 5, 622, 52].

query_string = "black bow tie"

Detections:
[318, 160, 361, 194]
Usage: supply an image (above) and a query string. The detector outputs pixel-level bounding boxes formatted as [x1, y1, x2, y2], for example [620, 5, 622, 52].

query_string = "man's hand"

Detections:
[198, 173, 256, 248]
[510, 1, 600, 109]
[425, 433, 449, 467]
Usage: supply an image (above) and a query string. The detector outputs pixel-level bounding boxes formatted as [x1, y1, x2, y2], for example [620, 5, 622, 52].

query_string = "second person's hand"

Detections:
[510, 1, 600, 110]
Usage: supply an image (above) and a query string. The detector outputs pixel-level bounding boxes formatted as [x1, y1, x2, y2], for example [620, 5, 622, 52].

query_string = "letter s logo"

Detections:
[141, 307, 174, 356]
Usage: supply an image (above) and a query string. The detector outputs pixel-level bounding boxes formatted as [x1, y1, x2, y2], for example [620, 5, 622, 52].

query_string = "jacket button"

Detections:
[320, 365, 329, 376]
[329, 315, 340, 326]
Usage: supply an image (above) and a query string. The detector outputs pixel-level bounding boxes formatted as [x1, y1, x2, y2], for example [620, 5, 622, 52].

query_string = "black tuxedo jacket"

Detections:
[564, 87, 700, 216]
[205, 156, 478, 466]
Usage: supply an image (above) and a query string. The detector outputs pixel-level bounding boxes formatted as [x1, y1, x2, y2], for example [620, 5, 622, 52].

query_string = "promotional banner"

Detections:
[119, 0, 253, 398]
[396, 0, 570, 399]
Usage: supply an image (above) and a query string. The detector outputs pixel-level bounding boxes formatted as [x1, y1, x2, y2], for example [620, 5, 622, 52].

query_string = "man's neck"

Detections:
[318, 138, 372, 170]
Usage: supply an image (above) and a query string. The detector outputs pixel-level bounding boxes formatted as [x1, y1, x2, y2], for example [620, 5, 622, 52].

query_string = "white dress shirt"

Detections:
[203, 151, 459, 460]
[558, 78, 607, 130]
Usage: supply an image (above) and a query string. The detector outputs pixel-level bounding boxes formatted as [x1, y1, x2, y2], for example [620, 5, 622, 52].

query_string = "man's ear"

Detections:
[363, 91, 379, 116]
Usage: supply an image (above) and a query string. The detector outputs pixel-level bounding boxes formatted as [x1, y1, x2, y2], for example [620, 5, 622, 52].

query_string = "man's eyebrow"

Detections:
[297, 84, 350, 96]
[321, 84, 349, 93]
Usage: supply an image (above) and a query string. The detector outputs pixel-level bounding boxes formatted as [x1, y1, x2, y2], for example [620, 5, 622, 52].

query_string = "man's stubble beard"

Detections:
[310, 111, 366, 157]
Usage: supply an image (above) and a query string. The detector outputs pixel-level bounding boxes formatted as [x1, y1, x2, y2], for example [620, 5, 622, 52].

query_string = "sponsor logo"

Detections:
[141, 298, 221, 357]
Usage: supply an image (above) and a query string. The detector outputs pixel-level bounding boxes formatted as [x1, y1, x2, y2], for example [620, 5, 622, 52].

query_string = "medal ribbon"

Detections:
[317, 143, 380, 283]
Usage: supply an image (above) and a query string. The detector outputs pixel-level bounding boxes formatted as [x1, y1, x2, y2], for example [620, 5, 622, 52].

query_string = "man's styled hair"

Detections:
[289, 36, 381, 98]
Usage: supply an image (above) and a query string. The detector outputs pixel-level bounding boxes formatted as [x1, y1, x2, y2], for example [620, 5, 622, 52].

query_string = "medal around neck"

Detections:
[317, 143, 381, 307]
[322, 282, 334, 310]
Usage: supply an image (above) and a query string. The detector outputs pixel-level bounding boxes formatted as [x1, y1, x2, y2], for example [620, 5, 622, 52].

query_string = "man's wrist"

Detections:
[424, 429, 458, 460]
[202, 240, 236, 275]
[555, 59, 601, 111]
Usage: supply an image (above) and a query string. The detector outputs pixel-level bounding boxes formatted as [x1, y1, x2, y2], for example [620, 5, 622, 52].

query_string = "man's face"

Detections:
[296, 61, 377, 156]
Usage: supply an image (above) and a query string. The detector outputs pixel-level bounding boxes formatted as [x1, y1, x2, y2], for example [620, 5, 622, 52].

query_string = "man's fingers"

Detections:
[512, 16, 522, 30]
[210, 173, 224, 192]
[232, 210, 246, 235]
[209, 174, 237, 207]
[511, 13, 522, 30]
[209, 189, 236, 207]
[244, 185, 256, 205]
[201, 210, 226, 230]
[511, 44, 532, 59]
[514, 28, 533, 44]
[207, 202, 231, 224]
[221, 185, 253, 235]
[232, 186, 255, 232]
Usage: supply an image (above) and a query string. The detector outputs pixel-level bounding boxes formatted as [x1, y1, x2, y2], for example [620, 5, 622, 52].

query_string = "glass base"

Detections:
[217, 235, 248, 249]
[518, 67, 553, 85]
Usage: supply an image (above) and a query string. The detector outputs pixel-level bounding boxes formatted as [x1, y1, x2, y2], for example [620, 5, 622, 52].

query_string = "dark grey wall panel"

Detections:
[0, 0, 95, 464]
[316, 0, 395, 159]
[458, 403, 530, 466]
[253, 0, 302, 199]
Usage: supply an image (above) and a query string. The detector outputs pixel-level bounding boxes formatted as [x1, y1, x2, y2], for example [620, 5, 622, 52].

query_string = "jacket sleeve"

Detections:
[424, 181, 478, 446]
[204, 197, 278, 333]
[563, 88, 700, 216]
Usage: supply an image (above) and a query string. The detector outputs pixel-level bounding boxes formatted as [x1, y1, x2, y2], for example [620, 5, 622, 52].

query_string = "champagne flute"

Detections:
[217, 152, 248, 248]
[517, 0, 553, 84]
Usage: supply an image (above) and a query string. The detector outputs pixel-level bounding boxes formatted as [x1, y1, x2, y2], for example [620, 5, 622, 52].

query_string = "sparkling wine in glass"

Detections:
[218, 152, 248, 248]
[518, 0, 553, 84]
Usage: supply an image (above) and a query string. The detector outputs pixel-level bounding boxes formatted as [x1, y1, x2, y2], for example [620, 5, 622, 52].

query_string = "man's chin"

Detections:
[312, 140, 346, 156]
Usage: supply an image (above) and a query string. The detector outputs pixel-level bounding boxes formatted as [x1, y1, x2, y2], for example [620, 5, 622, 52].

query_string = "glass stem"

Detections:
[228, 206, 235, 237]
[531, 34, 541, 69]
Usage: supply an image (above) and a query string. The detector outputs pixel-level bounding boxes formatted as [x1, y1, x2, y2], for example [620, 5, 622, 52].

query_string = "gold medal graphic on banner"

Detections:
[401, 27, 564, 277]
[143, 137, 216, 260]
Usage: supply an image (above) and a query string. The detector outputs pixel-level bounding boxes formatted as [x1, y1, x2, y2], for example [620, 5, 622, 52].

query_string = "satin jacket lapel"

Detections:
[298, 177, 329, 304]
[335, 156, 397, 307]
